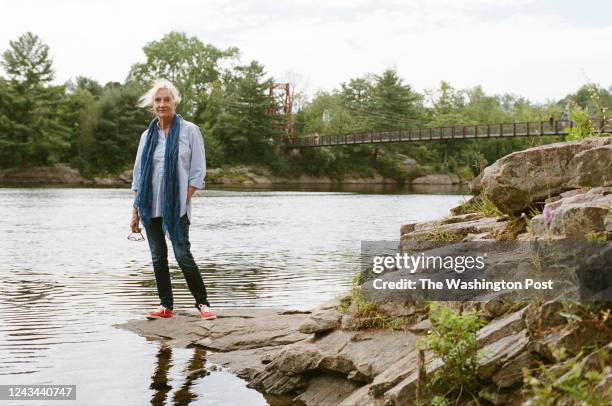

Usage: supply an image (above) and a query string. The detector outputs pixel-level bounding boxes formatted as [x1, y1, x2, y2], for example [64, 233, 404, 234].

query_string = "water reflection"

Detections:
[150, 343, 173, 405]
[149, 343, 210, 406]
[172, 346, 208, 405]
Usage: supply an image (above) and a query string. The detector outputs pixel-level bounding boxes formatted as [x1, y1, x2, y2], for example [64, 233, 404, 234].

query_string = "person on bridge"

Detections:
[560, 103, 570, 121]
[130, 79, 216, 321]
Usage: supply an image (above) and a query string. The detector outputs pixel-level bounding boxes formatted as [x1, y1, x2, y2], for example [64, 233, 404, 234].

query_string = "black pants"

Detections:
[144, 214, 210, 310]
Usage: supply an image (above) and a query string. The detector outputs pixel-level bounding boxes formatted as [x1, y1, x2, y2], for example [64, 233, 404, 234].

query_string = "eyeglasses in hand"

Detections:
[127, 231, 145, 242]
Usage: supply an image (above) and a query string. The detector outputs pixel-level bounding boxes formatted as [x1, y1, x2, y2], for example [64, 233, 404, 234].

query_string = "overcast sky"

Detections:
[2, 0, 611, 103]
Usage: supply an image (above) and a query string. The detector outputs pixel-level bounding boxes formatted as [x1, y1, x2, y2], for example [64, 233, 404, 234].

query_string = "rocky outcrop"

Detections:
[401, 156, 418, 171]
[93, 175, 128, 187]
[298, 309, 343, 334]
[411, 173, 466, 185]
[116, 297, 610, 405]
[480, 136, 612, 213]
[400, 212, 505, 245]
[530, 186, 611, 239]
[116, 308, 311, 380]
[0, 163, 92, 185]
[206, 165, 398, 185]
[469, 171, 483, 195]
[0, 163, 136, 187]
[119, 169, 133, 183]
[117, 136, 611, 405]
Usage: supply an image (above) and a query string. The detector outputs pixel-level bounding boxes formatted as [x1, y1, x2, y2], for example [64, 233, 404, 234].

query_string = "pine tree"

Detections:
[0, 32, 71, 166]
[215, 61, 281, 163]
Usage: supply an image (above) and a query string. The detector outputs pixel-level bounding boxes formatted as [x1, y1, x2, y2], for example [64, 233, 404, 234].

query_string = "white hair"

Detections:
[137, 79, 182, 109]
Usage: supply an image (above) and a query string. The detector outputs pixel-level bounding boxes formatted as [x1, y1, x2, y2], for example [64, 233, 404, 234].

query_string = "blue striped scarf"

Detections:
[134, 114, 185, 245]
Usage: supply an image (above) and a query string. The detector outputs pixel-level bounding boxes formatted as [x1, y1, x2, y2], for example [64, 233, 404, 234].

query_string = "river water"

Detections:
[0, 185, 465, 405]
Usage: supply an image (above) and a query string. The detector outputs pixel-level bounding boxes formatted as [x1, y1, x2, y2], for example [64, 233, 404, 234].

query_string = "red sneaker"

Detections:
[146, 306, 174, 320]
[198, 304, 217, 320]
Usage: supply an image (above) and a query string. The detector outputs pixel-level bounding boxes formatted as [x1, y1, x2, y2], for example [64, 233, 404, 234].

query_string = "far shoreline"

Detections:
[0, 182, 469, 195]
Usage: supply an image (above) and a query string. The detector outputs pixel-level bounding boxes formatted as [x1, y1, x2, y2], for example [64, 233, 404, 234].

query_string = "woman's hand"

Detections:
[187, 185, 197, 204]
[130, 208, 141, 233]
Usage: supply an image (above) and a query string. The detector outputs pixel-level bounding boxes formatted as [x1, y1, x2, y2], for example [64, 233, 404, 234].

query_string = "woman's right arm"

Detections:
[131, 131, 147, 193]
[130, 131, 147, 232]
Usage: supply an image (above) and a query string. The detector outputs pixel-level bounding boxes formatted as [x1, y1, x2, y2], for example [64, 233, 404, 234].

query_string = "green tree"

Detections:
[59, 88, 99, 172]
[340, 76, 375, 131]
[428, 81, 466, 117]
[67, 76, 104, 98]
[0, 32, 71, 166]
[370, 69, 423, 131]
[89, 84, 150, 173]
[214, 61, 281, 163]
[0, 78, 27, 167]
[426, 82, 470, 173]
[299, 91, 356, 135]
[1, 32, 53, 87]
[127, 31, 239, 120]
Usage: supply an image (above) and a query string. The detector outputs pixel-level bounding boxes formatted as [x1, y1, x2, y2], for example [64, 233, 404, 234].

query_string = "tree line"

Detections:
[1, 31, 610, 181]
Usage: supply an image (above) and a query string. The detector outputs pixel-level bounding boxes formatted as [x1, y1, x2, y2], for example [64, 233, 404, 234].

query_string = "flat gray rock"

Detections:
[115, 308, 311, 380]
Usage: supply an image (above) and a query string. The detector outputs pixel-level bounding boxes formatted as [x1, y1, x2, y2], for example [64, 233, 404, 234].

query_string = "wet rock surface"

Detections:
[116, 308, 311, 381]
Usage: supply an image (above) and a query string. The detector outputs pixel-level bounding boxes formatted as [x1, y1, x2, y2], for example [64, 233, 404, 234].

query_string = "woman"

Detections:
[130, 79, 216, 320]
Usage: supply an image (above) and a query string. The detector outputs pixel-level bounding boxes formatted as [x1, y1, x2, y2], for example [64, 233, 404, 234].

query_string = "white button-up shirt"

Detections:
[131, 118, 206, 222]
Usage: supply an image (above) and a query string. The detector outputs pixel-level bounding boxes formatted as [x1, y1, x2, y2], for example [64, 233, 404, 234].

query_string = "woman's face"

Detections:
[153, 88, 176, 121]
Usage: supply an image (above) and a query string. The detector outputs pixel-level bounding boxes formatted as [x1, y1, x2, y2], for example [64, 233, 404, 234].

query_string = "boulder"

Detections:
[523, 300, 565, 337]
[473, 331, 538, 401]
[399, 223, 416, 236]
[482, 294, 515, 319]
[248, 329, 417, 395]
[530, 187, 612, 239]
[210, 345, 285, 380]
[492, 350, 534, 388]
[400, 216, 504, 245]
[119, 169, 133, 183]
[294, 375, 362, 406]
[298, 309, 343, 334]
[477, 306, 529, 347]
[368, 349, 434, 397]
[470, 172, 483, 195]
[408, 319, 433, 335]
[382, 357, 444, 405]
[401, 156, 418, 171]
[477, 330, 529, 380]
[532, 323, 611, 359]
[480, 137, 612, 213]
[338, 384, 380, 406]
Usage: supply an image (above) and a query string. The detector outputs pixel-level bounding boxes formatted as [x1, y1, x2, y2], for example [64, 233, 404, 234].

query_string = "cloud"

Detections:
[1, 0, 610, 102]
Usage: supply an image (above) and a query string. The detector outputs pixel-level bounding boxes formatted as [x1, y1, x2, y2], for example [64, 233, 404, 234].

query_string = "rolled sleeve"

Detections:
[188, 124, 206, 189]
[131, 130, 147, 192]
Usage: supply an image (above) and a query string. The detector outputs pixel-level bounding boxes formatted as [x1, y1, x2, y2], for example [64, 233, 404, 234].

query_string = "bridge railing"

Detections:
[286, 118, 610, 147]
